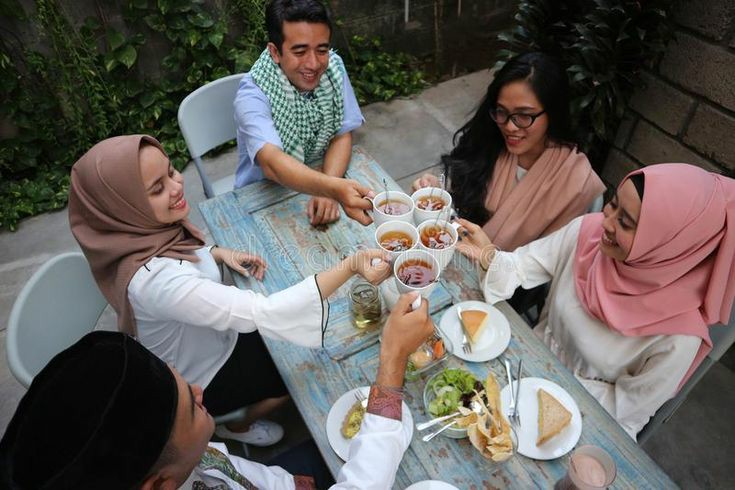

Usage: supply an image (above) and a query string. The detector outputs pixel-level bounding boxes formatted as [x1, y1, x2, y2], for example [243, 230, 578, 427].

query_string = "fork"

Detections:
[354, 389, 368, 408]
[456, 306, 472, 354]
[503, 358, 517, 424]
[509, 360, 523, 428]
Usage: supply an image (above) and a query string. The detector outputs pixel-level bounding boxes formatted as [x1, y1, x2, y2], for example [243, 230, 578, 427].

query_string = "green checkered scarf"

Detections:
[250, 48, 345, 163]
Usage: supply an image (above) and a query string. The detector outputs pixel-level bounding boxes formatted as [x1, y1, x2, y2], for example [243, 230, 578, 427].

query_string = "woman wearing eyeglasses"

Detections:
[413, 52, 605, 253]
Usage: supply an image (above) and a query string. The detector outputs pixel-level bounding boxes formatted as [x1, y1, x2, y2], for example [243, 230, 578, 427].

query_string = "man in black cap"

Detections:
[0, 292, 432, 489]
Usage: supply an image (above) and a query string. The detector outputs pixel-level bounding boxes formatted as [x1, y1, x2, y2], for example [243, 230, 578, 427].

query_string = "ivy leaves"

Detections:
[104, 29, 144, 71]
[0, 0, 427, 231]
[345, 36, 427, 105]
[495, 0, 673, 169]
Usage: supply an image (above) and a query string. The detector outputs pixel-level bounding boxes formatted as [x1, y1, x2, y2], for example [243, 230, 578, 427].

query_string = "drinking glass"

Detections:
[554, 445, 616, 490]
[349, 282, 383, 330]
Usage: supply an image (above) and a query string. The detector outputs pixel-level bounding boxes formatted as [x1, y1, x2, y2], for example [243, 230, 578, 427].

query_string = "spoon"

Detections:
[422, 419, 458, 442]
[382, 178, 393, 214]
[417, 399, 482, 431]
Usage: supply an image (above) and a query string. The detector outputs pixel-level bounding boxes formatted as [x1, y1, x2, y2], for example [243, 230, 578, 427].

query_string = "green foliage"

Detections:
[341, 36, 427, 105]
[495, 0, 674, 168]
[0, 0, 425, 230]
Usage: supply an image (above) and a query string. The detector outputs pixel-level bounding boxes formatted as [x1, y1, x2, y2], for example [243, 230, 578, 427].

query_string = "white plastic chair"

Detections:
[637, 306, 735, 444]
[6, 252, 107, 388]
[178, 73, 244, 198]
[7, 252, 248, 444]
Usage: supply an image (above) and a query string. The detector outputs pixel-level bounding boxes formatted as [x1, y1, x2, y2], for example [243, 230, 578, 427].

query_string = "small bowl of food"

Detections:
[405, 330, 452, 381]
[423, 368, 483, 439]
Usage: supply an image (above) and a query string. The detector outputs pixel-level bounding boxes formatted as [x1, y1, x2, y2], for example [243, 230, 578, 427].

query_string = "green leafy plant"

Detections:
[495, 0, 674, 169]
[342, 36, 427, 105]
[0, 0, 426, 231]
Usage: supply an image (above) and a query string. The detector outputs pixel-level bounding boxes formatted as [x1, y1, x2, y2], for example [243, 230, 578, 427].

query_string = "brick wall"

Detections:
[602, 0, 735, 186]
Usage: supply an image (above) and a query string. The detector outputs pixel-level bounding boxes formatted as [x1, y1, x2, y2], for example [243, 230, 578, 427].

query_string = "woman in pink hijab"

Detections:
[68, 135, 392, 447]
[455, 163, 735, 439]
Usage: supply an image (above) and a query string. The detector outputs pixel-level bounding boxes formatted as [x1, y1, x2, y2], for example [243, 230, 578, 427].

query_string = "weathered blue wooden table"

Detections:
[199, 147, 676, 489]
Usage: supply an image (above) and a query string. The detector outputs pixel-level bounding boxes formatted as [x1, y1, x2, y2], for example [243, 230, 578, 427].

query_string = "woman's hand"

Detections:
[455, 218, 496, 270]
[349, 248, 392, 285]
[211, 247, 267, 281]
[411, 173, 440, 192]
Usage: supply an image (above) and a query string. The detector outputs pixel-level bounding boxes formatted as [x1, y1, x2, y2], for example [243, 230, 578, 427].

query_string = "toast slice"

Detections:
[460, 310, 488, 344]
[536, 388, 572, 446]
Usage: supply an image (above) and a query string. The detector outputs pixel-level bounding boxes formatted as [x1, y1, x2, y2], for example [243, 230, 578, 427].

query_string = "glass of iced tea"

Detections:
[349, 281, 383, 330]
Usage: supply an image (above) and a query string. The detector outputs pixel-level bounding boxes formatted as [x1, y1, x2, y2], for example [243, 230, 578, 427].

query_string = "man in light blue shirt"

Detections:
[234, 0, 372, 226]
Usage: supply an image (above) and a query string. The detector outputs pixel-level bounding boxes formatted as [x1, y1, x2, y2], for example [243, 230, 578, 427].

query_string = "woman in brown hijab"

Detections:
[68, 135, 391, 446]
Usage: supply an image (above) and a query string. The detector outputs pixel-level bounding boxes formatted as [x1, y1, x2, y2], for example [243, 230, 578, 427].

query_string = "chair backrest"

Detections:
[6, 252, 108, 388]
[178, 73, 244, 159]
[177, 73, 244, 198]
[637, 306, 735, 444]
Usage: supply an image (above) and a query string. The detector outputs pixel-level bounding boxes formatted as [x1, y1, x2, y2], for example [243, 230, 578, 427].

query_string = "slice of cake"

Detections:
[536, 388, 572, 446]
[460, 310, 488, 344]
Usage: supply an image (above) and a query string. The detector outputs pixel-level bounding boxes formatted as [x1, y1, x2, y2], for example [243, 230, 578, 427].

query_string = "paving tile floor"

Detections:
[1, 69, 733, 488]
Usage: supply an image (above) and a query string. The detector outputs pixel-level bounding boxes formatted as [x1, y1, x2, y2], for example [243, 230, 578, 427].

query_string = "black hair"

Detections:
[629, 173, 645, 200]
[140, 441, 179, 487]
[443, 52, 576, 225]
[265, 0, 332, 52]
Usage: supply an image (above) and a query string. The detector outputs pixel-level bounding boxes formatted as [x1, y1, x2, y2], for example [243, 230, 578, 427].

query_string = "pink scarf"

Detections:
[68, 135, 205, 336]
[574, 164, 735, 388]
[483, 145, 605, 251]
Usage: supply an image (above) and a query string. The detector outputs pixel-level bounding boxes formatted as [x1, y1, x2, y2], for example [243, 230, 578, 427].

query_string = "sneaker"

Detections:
[215, 420, 284, 447]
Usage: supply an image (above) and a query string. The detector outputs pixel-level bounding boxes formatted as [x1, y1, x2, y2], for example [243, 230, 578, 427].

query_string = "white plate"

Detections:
[439, 301, 511, 362]
[405, 481, 460, 490]
[500, 377, 582, 460]
[326, 386, 413, 461]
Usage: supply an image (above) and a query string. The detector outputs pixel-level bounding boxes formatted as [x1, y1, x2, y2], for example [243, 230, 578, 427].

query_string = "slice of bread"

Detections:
[460, 310, 488, 344]
[536, 388, 572, 446]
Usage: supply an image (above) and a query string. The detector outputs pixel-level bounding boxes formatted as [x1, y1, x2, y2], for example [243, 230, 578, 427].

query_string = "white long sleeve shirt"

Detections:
[182, 411, 409, 489]
[128, 247, 326, 388]
[483, 216, 700, 439]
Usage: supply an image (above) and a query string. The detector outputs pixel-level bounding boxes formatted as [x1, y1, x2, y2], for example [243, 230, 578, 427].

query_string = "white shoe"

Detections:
[215, 420, 284, 447]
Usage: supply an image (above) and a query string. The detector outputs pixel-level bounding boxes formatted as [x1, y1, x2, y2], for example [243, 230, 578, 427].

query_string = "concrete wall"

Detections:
[603, 0, 735, 186]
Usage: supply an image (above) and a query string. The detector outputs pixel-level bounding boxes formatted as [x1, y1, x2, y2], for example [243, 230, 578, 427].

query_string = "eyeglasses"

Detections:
[489, 107, 546, 129]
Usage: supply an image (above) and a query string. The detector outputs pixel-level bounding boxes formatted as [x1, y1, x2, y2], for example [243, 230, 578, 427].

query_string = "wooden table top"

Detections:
[199, 147, 676, 489]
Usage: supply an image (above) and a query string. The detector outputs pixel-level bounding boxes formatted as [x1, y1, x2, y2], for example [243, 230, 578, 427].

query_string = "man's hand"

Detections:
[329, 178, 374, 226]
[377, 293, 434, 388]
[307, 196, 340, 226]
